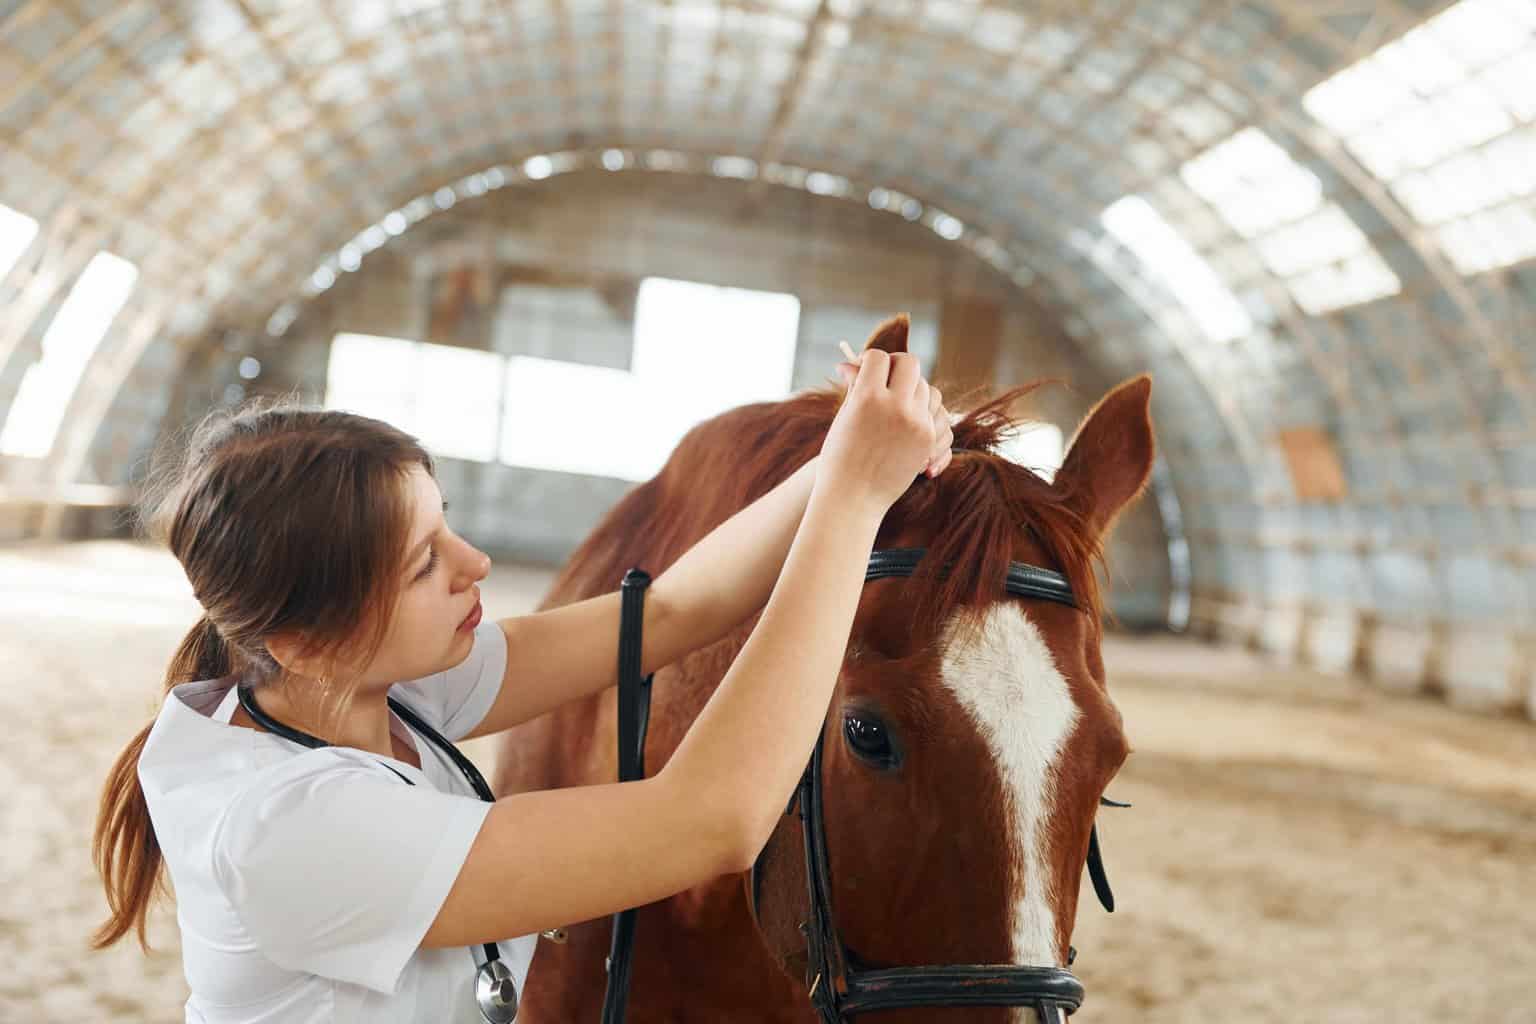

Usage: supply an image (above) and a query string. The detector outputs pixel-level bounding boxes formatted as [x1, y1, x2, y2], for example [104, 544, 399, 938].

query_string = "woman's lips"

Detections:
[457, 600, 483, 632]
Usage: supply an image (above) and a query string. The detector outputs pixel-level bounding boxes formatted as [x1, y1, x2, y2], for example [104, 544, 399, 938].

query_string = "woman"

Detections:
[92, 347, 952, 1022]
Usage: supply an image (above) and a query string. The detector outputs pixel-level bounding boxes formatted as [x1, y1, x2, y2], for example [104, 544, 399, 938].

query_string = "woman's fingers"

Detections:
[886, 352, 922, 398]
[926, 390, 954, 477]
[832, 344, 953, 477]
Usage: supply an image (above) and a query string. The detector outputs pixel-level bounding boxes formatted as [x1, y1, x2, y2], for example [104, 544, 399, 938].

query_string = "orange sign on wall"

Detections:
[1277, 426, 1349, 501]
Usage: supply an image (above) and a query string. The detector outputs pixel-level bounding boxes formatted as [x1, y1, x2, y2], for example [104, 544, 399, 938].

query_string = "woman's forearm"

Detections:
[661, 477, 886, 864]
[648, 454, 820, 664]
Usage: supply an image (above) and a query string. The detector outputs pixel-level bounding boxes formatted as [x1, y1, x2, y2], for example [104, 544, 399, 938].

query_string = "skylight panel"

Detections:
[1303, 0, 1536, 275]
[1485, 128, 1536, 196]
[0, 251, 138, 458]
[1436, 203, 1536, 274]
[1180, 127, 1323, 238]
[1176, 127, 1400, 313]
[1101, 195, 1253, 343]
[1481, 49, 1536, 120]
[1287, 254, 1403, 320]
[0, 202, 39, 282]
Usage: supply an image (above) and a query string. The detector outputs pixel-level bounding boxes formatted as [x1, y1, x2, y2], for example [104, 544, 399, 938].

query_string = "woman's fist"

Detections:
[822, 348, 940, 512]
[834, 344, 953, 480]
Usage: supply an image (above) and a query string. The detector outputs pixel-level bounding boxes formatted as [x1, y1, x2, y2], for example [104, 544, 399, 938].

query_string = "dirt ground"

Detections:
[4, 540, 1532, 1022]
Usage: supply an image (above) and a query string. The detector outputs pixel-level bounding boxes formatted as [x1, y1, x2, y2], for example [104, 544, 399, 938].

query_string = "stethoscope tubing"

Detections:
[235, 683, 513, 1021]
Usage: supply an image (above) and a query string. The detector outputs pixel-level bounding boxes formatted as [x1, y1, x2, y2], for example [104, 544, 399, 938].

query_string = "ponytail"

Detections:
[174, 615, 234, 686]
[90, 616, 232, 951]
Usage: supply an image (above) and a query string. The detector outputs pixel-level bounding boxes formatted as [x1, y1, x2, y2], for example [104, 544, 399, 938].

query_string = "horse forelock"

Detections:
[882, 385, 1107, 644]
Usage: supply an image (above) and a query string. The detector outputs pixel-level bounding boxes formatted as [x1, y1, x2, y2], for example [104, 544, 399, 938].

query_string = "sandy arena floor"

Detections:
[3, 540, 1532, 1022]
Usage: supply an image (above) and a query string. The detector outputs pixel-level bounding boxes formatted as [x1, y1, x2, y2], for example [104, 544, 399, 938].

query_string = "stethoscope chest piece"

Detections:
[475, 958, 519, 1023]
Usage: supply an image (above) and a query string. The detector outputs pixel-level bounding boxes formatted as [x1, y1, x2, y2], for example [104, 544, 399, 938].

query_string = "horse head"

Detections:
[746, 315, 1155, 1022]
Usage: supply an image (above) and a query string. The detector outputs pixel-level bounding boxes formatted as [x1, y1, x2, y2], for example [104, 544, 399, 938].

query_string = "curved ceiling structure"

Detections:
[1, 0, 1534, 704]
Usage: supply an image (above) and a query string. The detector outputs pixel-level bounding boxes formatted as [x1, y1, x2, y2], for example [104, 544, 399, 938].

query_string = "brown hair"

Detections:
[90, 395, 434, 952]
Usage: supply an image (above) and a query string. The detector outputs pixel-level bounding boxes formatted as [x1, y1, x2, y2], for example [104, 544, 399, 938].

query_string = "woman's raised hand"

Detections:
[822, 347, 948, 514]
[834, 344, 954, 480]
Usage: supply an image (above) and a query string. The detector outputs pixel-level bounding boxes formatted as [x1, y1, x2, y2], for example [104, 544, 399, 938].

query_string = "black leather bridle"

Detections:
[600, 548, 1122, 1023]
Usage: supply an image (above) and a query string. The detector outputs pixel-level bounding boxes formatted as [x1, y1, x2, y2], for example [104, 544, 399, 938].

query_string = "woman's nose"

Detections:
[456, 542, 491, 583]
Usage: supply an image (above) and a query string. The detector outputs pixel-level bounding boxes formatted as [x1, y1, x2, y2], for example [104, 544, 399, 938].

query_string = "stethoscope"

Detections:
[236, 682, 521, 1023]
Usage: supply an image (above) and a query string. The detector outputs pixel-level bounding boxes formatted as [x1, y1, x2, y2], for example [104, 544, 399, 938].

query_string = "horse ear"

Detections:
[862, 313, 910, 355]
[1054, 375, 1155, 538]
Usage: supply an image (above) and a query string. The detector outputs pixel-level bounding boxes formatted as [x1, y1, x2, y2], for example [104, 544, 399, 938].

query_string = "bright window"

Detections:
[500, 358, 652, 479]
[501, 277, 801, 481]
[324, 332, 417, 423]
[0, 202, 39, 282]
[1177, 128, 1400, 314]
[630, 277, 800, 441]
[409, 344, 504, 463]
[0, 251, 138, 458]
[1303, 0, 1536, 274]
[325, 333, 503, 463]
[328, 278, 801, 479]
[1101, 196, 1253, 343]
[997, 422, 1064, 482]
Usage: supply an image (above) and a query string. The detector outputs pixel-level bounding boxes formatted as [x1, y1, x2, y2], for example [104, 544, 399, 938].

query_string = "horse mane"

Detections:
[542, 382, 1107, 644]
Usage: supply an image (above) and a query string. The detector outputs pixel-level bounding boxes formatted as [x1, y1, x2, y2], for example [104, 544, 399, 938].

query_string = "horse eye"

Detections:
[842, 713, 896, 767]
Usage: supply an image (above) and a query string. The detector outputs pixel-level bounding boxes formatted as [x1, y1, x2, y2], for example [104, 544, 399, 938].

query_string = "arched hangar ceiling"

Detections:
[1, 0, 1534, 695]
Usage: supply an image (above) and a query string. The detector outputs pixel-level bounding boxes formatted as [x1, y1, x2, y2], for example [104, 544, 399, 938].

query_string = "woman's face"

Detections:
[366, 464, 490, 687]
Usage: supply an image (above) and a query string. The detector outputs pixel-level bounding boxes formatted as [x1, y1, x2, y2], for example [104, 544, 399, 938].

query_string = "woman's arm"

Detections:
[425, 476, 887, 947]
[464, 455, 820, 738]
[646, 453, 820, 656]
[429, 350, 933, 947]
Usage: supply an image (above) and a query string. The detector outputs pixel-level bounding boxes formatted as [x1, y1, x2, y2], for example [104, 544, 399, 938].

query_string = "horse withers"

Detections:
[493, 314, 1155, 1021]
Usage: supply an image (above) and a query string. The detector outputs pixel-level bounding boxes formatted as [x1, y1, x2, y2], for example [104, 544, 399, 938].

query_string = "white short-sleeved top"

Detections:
[137, 619, 537, 1024]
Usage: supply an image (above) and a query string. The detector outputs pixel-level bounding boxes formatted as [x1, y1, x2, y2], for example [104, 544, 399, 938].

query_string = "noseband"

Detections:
[600, 549, 1120, 1023]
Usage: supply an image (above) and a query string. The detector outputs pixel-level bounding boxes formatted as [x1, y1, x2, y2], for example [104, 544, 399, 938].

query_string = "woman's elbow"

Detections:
[657, 767, 772, 877]
[717, 819, 772, 876]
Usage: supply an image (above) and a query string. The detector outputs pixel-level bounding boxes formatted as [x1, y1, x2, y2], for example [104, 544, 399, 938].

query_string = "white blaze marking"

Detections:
[939, 602, 1080, 982]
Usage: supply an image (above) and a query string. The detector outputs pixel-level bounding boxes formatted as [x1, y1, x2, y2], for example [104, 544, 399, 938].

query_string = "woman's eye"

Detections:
[415, 549, 438, 581]
[843, 713, 896, 767]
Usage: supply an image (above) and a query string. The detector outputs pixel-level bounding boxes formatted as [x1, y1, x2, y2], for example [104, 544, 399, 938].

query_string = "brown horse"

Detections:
[493, 316, 1155, 1022]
